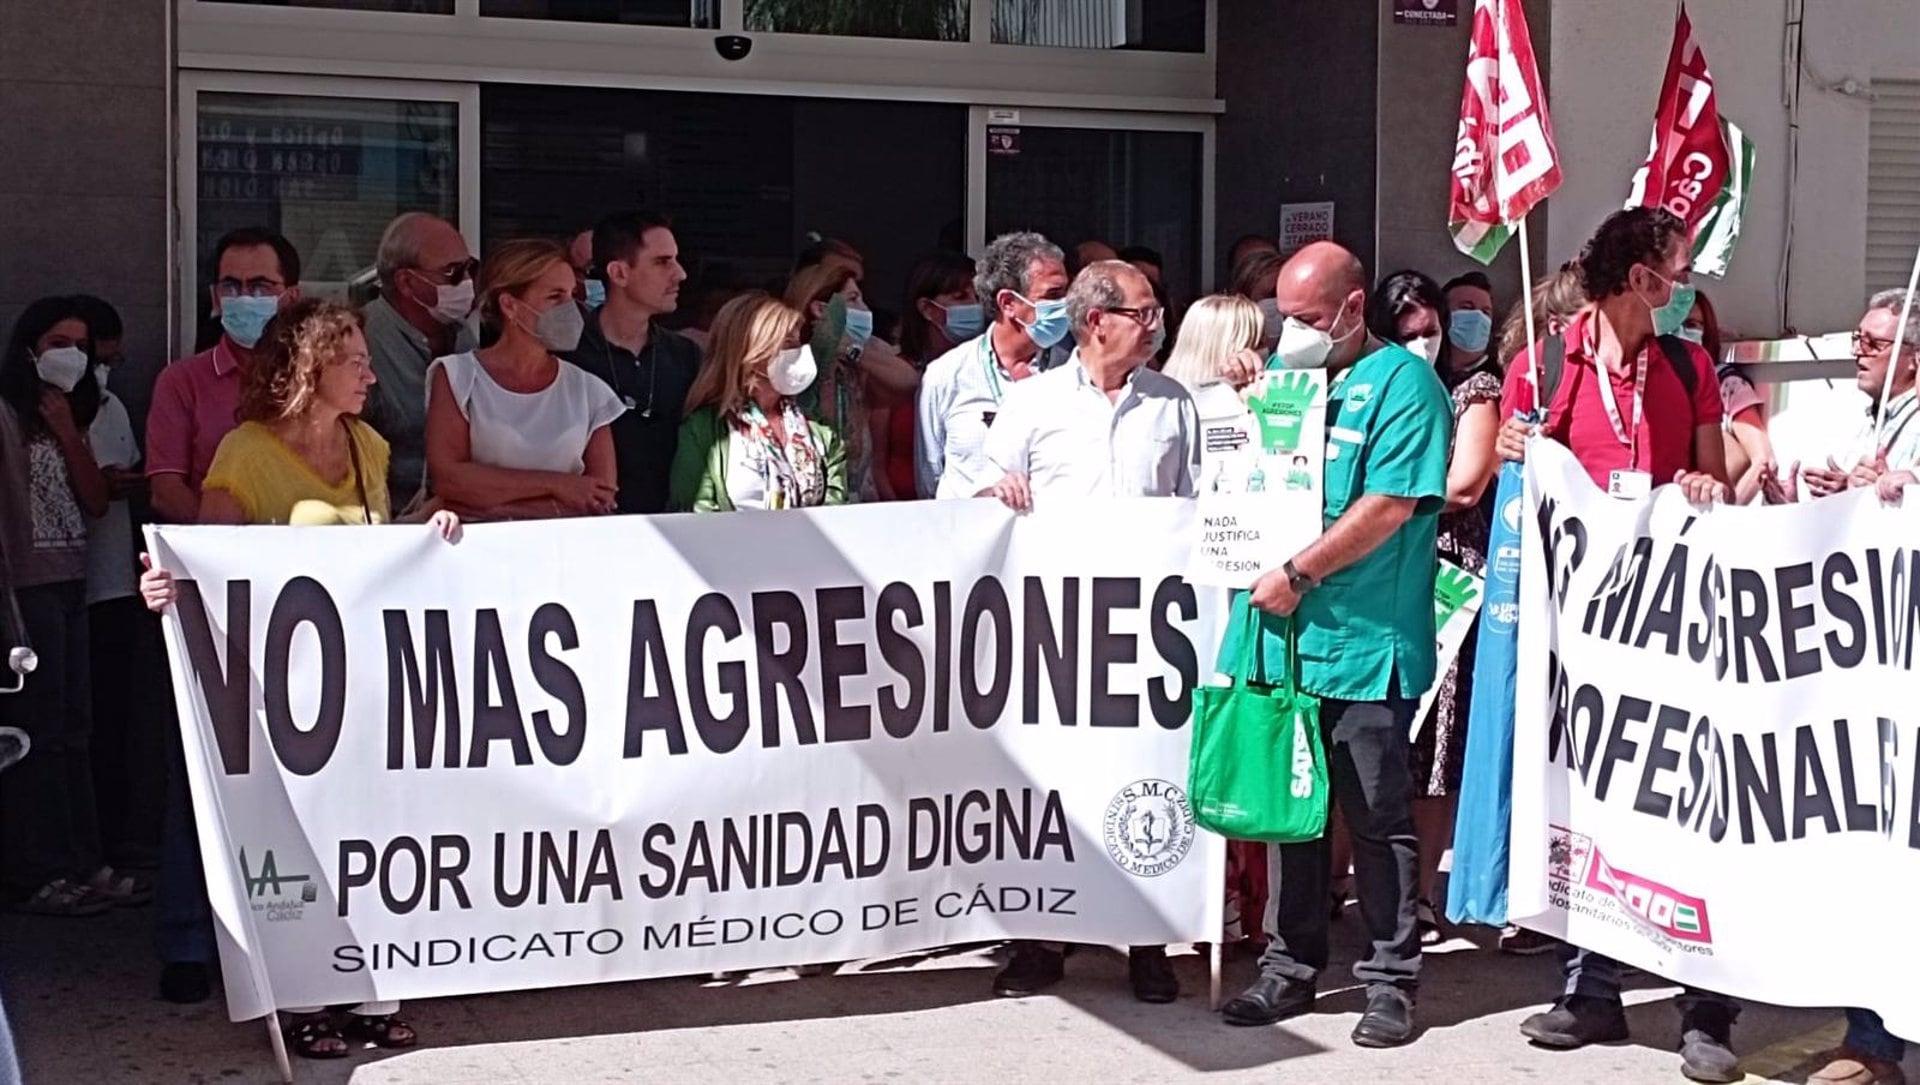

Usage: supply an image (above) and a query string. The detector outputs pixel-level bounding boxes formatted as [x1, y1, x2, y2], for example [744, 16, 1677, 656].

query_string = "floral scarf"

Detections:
[738, 398, 826, 509]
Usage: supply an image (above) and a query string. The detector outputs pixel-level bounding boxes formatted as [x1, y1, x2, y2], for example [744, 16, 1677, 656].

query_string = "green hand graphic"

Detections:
[1248, 371, 1318, 454]
[1433, 565, 1482, 624]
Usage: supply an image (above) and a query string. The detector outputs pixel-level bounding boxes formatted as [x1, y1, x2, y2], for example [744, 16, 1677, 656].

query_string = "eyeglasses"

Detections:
[1106, 305, 1165, 329]
[412, 258, 480, 286]
[213, 277, 287, 299]
[1852, 330, 1908, 357]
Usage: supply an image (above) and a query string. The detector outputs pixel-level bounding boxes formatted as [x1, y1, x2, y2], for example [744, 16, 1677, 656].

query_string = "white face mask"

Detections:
[33, 346, 89, 392]
[428, 279, 475, 326]
[1405, 334, 1443, 364]
[1271, 301, 1358, 370]
[767, 346, 816, 397]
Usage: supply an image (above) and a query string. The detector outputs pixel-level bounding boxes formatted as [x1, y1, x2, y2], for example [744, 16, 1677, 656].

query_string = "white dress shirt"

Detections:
[1843, 387, 1920, 473]
[982, 358, 1200, 498]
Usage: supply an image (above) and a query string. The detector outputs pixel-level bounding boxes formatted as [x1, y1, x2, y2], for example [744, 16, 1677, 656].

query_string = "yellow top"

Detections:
[202, 419, 392, 525]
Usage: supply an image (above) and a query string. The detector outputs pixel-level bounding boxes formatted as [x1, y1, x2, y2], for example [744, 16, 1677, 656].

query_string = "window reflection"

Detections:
[745, 0, 968, 42]
[480, 0, 718, 27]
[992, 0, 1203, 52]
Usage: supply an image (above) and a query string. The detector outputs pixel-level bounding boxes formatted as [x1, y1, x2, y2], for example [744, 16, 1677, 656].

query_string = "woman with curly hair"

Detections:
[138, 296, 453, 1059]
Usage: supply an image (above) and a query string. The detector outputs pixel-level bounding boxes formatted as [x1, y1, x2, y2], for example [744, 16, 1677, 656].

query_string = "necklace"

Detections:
[603, 326, 659, 418]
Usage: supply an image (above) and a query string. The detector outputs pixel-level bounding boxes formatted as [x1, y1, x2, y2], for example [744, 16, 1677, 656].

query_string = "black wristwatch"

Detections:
[1284, 559, 1316, 594]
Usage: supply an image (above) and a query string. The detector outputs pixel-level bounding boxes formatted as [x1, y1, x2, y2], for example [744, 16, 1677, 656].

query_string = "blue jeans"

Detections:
[1845, 1008, 1907, 1063]
[1562, 946, 1738, 1021]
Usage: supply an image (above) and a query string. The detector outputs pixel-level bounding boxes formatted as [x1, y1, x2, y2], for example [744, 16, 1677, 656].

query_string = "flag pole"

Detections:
[1874, 241, 1920, 439]
[1518, 215, 1542, 416]
[1498, 0, 1543, 416]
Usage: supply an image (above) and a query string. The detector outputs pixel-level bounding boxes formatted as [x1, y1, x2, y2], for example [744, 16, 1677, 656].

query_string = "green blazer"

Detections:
[668, 406, 849, 512]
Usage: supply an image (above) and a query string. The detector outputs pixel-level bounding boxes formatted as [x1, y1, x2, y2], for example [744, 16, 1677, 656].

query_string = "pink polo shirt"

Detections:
[146, 339, 245, 492]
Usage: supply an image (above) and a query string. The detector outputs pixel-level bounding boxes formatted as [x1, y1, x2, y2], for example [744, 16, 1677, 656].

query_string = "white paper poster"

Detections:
[1412, 558, 1485, 739]
[1188, 373, 1326, 588]
[1280, 201, 1336, 255]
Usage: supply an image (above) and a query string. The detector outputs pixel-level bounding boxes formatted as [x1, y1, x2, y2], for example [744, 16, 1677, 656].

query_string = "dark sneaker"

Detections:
[1128, 947, 1179, 1003]
[991, 943, 1065, 997]
[1352, 987, 1416, 1048]
[1221, 974, 1316, 1026]
[1679, 1002, 1740, 1083]
[160, 962, 212, 1004]
[1520, 995, 1631, 1048]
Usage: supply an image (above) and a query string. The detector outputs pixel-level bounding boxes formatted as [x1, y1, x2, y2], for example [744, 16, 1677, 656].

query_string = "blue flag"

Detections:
[1445, 457, 1527, 926]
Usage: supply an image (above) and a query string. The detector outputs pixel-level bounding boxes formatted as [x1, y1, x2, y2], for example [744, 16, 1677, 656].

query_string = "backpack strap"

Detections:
[1653, 334, 1701, 399]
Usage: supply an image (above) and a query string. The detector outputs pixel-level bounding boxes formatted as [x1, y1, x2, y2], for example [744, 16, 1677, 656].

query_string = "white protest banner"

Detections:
[1509, 439, 1920, 1037]
[1188, 373, 1325, 588]
[1412, 559, 1485, 740]
[149, 500, 1229, 1021]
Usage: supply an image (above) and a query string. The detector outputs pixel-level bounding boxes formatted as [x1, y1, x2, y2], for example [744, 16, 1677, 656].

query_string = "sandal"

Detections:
[284, 1014, 350, 1060]
[340, 1011, 418, 1049]
[89, 865, 156, 907]
[13, 878, 111, 917]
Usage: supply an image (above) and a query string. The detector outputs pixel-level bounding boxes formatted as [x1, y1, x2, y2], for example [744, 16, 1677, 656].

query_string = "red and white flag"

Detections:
[1626, 3, 1752, 277]
[1449, 0, 1563, 264]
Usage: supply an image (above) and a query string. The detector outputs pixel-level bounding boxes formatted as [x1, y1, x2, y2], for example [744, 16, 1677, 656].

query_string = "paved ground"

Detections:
[4, 905, 1909, 1085]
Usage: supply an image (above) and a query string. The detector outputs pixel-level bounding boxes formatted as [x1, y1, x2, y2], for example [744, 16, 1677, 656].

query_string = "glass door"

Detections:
[968, 107, 1213, 310]
[176, 72, 480, 354]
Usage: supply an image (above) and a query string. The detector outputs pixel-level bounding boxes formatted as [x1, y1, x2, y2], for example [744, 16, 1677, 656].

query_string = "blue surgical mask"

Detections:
[1150, 320, 1167, 357]
[584, 280, 607, 311]
[844, 305, 875, 348]
[219, 295, 279, 349]
[1018, 294, 1071, 350]
[939, 301, 986, 341]
[1675, 326, 1706, 346]
[1449, 309, 1493, 354]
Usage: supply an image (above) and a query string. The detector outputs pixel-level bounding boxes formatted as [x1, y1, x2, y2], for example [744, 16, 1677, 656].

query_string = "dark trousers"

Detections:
[154, 689, 214, 965]
[87, 596, 166, 865]
[1257, 687, 1421, 991]
[1844, 1008, 1907, 1063]
[0, 581, 102, 894]
[1561, 945, 1737, 1020]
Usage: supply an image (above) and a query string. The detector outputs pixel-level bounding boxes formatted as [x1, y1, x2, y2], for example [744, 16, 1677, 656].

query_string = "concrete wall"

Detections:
[0, 0, 170, 394]
[1215, 0, 1379, 285]
[1373, 0, 1551, 314]
[1545, 0, 1891, 341]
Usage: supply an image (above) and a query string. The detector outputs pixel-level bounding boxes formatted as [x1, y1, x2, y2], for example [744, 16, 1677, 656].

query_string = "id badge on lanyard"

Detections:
[1597, 351, 1651, 500]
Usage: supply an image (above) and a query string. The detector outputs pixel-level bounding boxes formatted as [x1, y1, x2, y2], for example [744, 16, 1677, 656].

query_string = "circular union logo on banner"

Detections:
[1104, 779, 1196, 878]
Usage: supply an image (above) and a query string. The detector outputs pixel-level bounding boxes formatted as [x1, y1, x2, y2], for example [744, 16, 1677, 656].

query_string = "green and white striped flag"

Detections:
[1691, 117, 1754, 278]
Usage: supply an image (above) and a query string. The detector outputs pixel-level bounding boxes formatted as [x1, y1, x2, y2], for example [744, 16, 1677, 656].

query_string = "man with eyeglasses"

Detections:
[147, 227, 302, 527]
[1758, 290, 1920, 505]
[976, 259, 1197, 1005]
[362, 212, 478, 511]
[143, 226, 301, 1006]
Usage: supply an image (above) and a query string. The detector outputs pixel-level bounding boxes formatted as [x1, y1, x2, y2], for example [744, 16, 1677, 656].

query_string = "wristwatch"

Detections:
[1283, 559, 1316, 594]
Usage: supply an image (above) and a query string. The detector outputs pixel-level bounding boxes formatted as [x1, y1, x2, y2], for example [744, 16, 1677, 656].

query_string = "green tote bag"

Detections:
[1187, 602, 1329, 844]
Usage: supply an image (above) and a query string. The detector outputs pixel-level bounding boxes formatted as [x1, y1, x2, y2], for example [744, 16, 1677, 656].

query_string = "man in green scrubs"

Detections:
[1218, 242, 1452, 1049]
